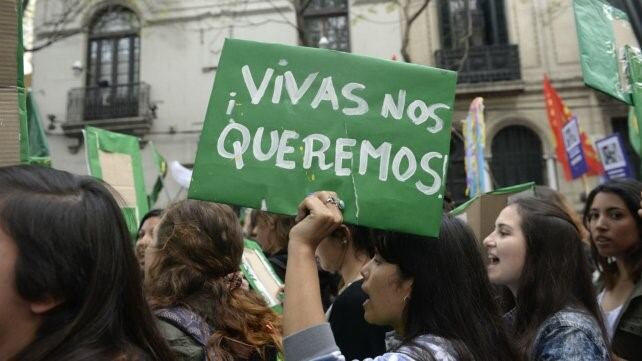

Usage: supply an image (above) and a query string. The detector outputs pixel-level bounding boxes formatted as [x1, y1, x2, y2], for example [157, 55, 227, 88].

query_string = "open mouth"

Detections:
[361, 285, 370, 306]
[595, 236, 611, 244]
[488, 254, 500, 265]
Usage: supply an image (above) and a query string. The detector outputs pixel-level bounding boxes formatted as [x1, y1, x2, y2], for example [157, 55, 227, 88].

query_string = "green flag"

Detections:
[573, 0, 639, 104]
[26, 92, 51, 166]
[629, 47, 642, 135]
[84, 126, 149, 237]
[628, 107, 640, 155]
[189, 39, 457, 237]
[148, 142, 167, 207]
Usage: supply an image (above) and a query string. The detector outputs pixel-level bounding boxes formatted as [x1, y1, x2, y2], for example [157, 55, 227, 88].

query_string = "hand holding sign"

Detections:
[289, 191, 343, 251]
[189, 39, 457, 237]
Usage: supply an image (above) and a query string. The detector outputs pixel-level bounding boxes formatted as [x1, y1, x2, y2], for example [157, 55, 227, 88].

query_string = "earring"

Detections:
[403, 295, 410, 303]
[342, 239, 348, 245]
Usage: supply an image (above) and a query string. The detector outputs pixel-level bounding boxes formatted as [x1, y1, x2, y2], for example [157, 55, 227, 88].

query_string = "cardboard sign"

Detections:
[562, 117, 588, 179]
[84, 127, 149, 236]
[189, 39, 457, 237]
[0, 0, 27, 167]
[573, 0, 640, 104]
[596, 133, 633, 179]
[451, 183, 535, 242]
[240, 239, 283, 313]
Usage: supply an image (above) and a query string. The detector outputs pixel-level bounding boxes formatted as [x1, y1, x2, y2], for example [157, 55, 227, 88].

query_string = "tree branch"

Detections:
[457, 0, 472, 72]
[400, 0, 431, 62]
[25, 0, 85, 52]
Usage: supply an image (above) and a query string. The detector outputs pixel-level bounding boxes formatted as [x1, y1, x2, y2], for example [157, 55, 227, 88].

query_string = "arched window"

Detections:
[438, 0, 508, 49]
[303, 0, 350, 51]
[85, 6, 140, 120]
[491, 125, 544, 187]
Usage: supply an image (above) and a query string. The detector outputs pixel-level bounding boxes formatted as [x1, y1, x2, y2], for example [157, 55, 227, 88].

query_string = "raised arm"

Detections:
[283, 191, 343, 337]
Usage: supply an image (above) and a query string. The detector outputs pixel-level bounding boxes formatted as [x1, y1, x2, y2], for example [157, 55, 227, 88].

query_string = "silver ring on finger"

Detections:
[325, 196, 345, 210]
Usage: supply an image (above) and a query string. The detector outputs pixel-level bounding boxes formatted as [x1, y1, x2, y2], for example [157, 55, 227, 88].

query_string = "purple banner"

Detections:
[596, 133, 633, 179]
[562, 117, 588, 179]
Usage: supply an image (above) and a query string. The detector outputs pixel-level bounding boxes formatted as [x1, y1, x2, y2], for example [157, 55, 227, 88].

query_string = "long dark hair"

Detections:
[0, 165, 174, 361]
[582, 178, 642, 289]
[512, 197, 606, 355]
[146, 200, 282, 361]
[373, 215, 517, 361]
[137, 208, 163, 237]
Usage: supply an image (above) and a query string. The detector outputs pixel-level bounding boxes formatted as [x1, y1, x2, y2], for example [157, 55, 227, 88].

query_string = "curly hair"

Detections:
[145, 200, 282, 361]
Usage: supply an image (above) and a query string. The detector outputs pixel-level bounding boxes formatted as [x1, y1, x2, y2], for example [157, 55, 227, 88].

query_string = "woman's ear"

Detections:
[338, 224, 352, 245]
[401, 279, 413, 302]
[30, 296, 63, 315]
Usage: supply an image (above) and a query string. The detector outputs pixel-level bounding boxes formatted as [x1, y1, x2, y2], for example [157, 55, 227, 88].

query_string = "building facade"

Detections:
[31, 0, 404, 202]
[406, 0, 635, 207]
[31, 0, 636, 209]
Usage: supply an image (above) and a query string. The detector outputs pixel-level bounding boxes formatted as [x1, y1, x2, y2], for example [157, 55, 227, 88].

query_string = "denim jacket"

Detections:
[506, 307, 609, 361]
[284, 323, 458, 361]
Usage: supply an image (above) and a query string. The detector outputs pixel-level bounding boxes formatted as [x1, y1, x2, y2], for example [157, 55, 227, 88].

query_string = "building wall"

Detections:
[31, 0, 403, 205]
[32, 0, 630, 210]
[406, 0, 631, 209]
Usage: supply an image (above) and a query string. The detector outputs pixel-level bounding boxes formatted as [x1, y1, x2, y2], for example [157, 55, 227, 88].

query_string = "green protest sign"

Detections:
[84, 126, 149, 236]
[241, 239, 283, 313]
[188, 39, 457, 237]
[573, 0, 640, 104]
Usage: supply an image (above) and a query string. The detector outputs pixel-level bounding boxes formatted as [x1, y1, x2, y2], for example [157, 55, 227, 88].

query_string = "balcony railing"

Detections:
[67, 82, 151, 122]
[435, 44, 521, 84]
[64, 82, 153, 138]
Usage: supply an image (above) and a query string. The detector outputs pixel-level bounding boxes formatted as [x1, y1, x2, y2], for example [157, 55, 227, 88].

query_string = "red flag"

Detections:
[543, 75, 602, 180]
[581, 132, 603, 175]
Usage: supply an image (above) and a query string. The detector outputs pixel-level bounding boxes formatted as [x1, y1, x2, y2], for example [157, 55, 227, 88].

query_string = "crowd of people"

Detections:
[0, 164, 641, 361]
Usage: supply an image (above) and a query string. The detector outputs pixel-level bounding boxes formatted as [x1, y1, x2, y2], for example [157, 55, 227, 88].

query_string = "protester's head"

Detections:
[242, 208, 259, 239]
[485, 197, 603, 353]
[534, 185, 588, 240]
[251, 210, 295, 255]
[145, 199, 281, 361]
[0, 165, 173, 361]
[316, 224, 374, 274]
[135, 208, 162, 271]
[361, 215, 516, 361]
[583, 178, 642, 289]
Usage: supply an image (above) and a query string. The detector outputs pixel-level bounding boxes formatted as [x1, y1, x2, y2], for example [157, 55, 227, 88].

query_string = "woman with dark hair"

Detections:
[135, 209, 163, 271]
[283, 192, 517, 361]
[0, 165, 174, 361]
[144, 199, 282, 361]
[316, 225, 388, 359]
[484, 197, 609, 360]
[583, 179, 642, 360]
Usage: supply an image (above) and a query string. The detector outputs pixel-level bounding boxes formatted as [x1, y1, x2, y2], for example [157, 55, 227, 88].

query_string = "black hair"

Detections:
[137, 208, 163, 236]
[0, 165, 174, 361]
[582, 178, 642, 288]
[373, 215, 517, 361]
